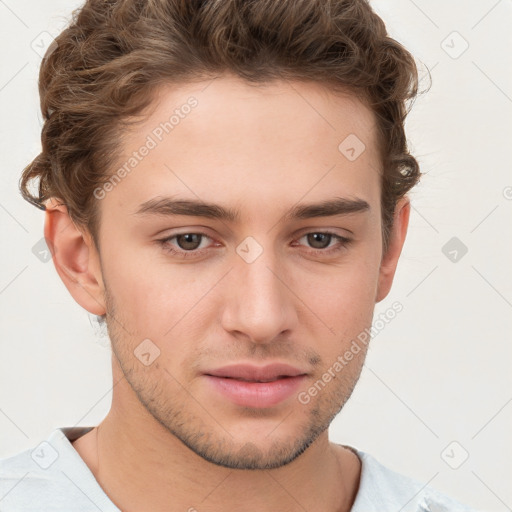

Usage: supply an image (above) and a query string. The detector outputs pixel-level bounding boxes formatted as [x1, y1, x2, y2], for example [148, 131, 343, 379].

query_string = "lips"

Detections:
[203, 363, 308, 408]
[204, 363, 307, 382]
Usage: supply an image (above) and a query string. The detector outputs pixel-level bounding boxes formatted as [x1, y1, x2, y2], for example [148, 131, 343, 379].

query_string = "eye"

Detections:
[302, 232, 336, 249]
[171, 233, 206, 251]
[294, 231, 352, 255]
[157, 232, 214, 259]
[157, 230, 352, 260]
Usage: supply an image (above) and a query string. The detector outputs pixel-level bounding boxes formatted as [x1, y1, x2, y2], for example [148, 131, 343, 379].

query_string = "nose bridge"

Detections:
[221, 237, 297, 343]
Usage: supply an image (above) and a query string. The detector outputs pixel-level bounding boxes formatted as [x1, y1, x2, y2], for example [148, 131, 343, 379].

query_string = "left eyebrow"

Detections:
[133, 196, 370, 222]
[282, 197, 370, 221]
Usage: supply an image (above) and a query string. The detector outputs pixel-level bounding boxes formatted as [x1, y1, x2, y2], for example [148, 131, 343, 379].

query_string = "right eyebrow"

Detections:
[134, 197, 240, 222]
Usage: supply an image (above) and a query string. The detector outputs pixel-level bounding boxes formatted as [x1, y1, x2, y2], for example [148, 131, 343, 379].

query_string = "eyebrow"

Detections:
[134, 196, 370, 222]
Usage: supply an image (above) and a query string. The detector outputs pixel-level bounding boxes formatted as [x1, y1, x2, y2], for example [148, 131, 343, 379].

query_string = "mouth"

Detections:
[203, 363, 308, 408]
[212, 376, 294, 383]
[204, 362, 307, 381]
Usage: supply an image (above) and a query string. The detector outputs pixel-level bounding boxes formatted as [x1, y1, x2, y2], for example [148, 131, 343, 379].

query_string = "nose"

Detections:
[220, 247, 298, 345]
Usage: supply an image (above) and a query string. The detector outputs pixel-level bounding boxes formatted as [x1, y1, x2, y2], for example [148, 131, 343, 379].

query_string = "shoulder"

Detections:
[0, 441, 61, 510]
[350, 448, 478, 512]
[0, 427, 119, 512]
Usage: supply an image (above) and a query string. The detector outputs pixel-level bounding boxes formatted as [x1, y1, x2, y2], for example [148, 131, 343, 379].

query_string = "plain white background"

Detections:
[0, 1, 511, 510]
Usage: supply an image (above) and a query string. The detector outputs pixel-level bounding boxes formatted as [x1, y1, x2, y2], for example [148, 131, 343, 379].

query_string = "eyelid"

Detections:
[157, 228, 352, 260]
[294, 231, 352, 253]
[159, 231, 216, 249]
[294, 226, 353, 238]
[157, 227, 350, 245]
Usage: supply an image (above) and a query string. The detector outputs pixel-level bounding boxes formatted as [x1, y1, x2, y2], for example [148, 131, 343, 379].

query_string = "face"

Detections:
[77, 74, 402, 469]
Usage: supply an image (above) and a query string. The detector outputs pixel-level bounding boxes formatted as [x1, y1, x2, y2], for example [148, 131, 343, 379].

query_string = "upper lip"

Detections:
[204, 363, 308, 382]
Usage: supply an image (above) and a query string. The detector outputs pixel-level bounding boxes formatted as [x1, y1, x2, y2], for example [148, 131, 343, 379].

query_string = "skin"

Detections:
[44, 73, 409, 512]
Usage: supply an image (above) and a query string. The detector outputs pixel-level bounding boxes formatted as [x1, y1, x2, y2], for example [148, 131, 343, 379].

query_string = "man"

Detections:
[1, 0, 475, 510]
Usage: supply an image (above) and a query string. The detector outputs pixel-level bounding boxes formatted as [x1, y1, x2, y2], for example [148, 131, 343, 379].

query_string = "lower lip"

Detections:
[204, 375, 307, 408]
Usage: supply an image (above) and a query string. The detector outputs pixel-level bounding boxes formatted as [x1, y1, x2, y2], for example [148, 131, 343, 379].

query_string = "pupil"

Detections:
[178, 234, 201, 250]
[308, 233, 331, 249]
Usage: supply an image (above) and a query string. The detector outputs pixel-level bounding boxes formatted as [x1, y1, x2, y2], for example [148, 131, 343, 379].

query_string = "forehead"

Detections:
[103, 74, 381, 219]
[140, 74, 379, 154]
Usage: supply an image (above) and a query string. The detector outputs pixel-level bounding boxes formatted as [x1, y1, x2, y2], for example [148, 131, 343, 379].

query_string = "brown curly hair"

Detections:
[19, 0, 423, 255]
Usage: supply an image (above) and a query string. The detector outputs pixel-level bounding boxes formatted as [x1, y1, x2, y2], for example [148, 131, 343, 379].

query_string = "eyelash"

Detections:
[157, 231, 352, 260]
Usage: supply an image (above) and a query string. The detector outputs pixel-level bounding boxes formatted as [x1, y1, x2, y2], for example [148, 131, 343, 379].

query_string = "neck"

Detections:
[73, 377, 361, 512]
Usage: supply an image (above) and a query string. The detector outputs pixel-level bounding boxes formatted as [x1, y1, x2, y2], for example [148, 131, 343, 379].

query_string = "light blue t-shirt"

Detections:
[0, 426, 476, 511]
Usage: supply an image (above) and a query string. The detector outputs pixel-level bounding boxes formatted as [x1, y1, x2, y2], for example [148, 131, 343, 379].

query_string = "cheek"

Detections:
[101, 224, 381, 345]
[297, 247, 380, 313]
[103, 246, 219, 341]
[301, 254, 380, 356]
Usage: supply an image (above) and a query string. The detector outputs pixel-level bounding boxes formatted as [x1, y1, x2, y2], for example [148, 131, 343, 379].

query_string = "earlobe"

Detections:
[375, 197, 410, 303]
[44, 198, 106, 316]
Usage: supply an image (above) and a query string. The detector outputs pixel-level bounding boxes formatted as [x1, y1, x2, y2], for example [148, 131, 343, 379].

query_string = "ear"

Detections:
[44, 198, 106, 315]
[375, 197, 410, 303]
